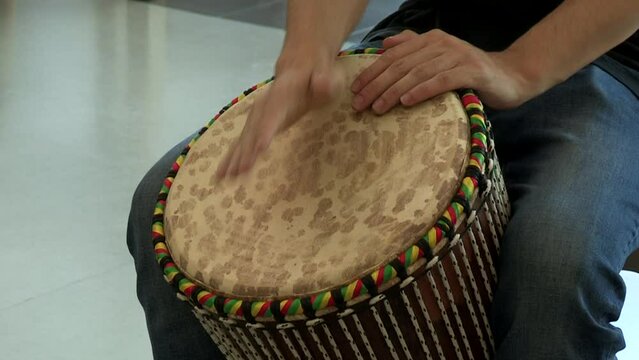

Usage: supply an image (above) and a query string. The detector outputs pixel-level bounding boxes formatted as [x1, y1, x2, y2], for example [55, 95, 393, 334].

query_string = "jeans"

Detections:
[127, 135, 224, 360]
[488, 63, 639, 359]
[127, 53, 639, 359]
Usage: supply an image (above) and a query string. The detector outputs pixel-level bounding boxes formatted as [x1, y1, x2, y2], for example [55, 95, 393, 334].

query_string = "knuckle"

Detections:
[473, 61, 488, 77]
[404, 87, 423, 105]
[358, 85, 375, 101]
[378, 57, 394, 70]
[389, 59, 409, 74]
[400, 29, 417, 38]
[382, 87, 400, 102]
[410, 64, 429, 79]
[475, 56, 490, 72]
[381, 49, 397, 63]
[440, 35, 454, 46]
[435, 72, 453, 87]
[429, 28, 445, 38]
[292, 74, 310, 89]
[310, 73, 332, 99]
[357, 68, 372, 83]
[255, 138, 268, 152]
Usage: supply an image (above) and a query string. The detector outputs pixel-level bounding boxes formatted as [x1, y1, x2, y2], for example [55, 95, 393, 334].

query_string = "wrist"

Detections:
[497, 43, 571, 101]
[491, 48, 548, 105]
[276, 43, 335, 76]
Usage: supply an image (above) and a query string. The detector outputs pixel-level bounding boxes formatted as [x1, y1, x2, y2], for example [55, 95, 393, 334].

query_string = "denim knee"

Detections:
[492, 194, 627, 359]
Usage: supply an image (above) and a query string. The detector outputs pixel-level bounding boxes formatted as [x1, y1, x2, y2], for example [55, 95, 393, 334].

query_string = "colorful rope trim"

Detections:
[152, 49, 489, 321]
[337, 48, 385, 56]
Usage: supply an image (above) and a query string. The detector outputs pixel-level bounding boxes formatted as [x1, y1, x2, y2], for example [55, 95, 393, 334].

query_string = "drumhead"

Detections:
[163, 54, 470, 300]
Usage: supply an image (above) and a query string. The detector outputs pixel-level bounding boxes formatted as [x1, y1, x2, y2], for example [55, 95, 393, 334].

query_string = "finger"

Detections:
[372, 53, 453, 114]
[400, 68, 467, 106]
[236, 142, 256, 176]
[351, 30, 448, 96]
[226, 141, 245, 177]
[356, 45, 446, 113]
[234, 79, 301, 176]
[351, 35, 428, 96]
[382, 30, 418, 49]
[215, 155, 229, 179]
[218, 86, 267, 177]
[216, 141, 237, 179]
[352, 56, 414, 112]
[236, 128, 274, 176]
[265, 77, 308, 132]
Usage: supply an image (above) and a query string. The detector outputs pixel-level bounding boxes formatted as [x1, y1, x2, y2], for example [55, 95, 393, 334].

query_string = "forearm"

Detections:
[218, 2, 368, 177]
[278, 0, 368, 69]
[503, 0, 639, 95]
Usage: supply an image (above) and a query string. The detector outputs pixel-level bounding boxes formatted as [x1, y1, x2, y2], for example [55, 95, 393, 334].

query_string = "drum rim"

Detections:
[151, 48, 490, 322]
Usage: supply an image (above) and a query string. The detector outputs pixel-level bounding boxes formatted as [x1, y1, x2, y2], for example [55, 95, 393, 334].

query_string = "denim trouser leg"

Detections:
[489, 64, 639, 359]
[127, 136, 224, 360]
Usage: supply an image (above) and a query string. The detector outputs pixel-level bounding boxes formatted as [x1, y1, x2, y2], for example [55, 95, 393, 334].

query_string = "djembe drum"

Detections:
[152, 49, 510, 360]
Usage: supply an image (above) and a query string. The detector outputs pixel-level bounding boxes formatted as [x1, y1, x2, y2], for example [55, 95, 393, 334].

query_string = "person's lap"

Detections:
[127, 136, 224, 359]
[488, 63, 639, 359]
[127, 41, 639, 359]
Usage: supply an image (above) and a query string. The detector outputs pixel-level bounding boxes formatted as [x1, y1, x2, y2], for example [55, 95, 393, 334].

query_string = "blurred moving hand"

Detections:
[216, 0, 368, 179]
[216, 53, 339, 178]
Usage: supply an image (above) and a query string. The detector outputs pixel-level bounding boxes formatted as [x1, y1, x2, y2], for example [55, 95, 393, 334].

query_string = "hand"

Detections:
[351, 29, 533, 113]
[216, 52, 338, 179]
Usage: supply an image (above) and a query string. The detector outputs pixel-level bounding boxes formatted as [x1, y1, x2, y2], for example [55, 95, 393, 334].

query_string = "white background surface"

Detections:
[0, 1, 636, 359]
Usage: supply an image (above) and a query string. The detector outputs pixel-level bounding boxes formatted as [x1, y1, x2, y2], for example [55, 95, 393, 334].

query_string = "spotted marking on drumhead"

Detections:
[432, 101, 448, 118]
[222, 121, 234, 132]
[282, 207, 304, 222]
[220, 196, 232, 209]
[233, 185, 246, 204]
[164, 56, 470, 298]
[243, 198, 254, 210]
[393, 189, 416, 214]
[340, 216, 358, 233]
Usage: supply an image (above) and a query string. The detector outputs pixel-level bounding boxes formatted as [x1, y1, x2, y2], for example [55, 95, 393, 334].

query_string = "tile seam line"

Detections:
[0, 259, 135, 312]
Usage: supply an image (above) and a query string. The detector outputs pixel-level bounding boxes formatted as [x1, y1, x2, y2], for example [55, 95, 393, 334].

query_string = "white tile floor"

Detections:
[0, 1, 636, 359]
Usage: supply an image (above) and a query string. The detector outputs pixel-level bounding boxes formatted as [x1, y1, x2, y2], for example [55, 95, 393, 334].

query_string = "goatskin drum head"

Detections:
[164, 55, 469, 299]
